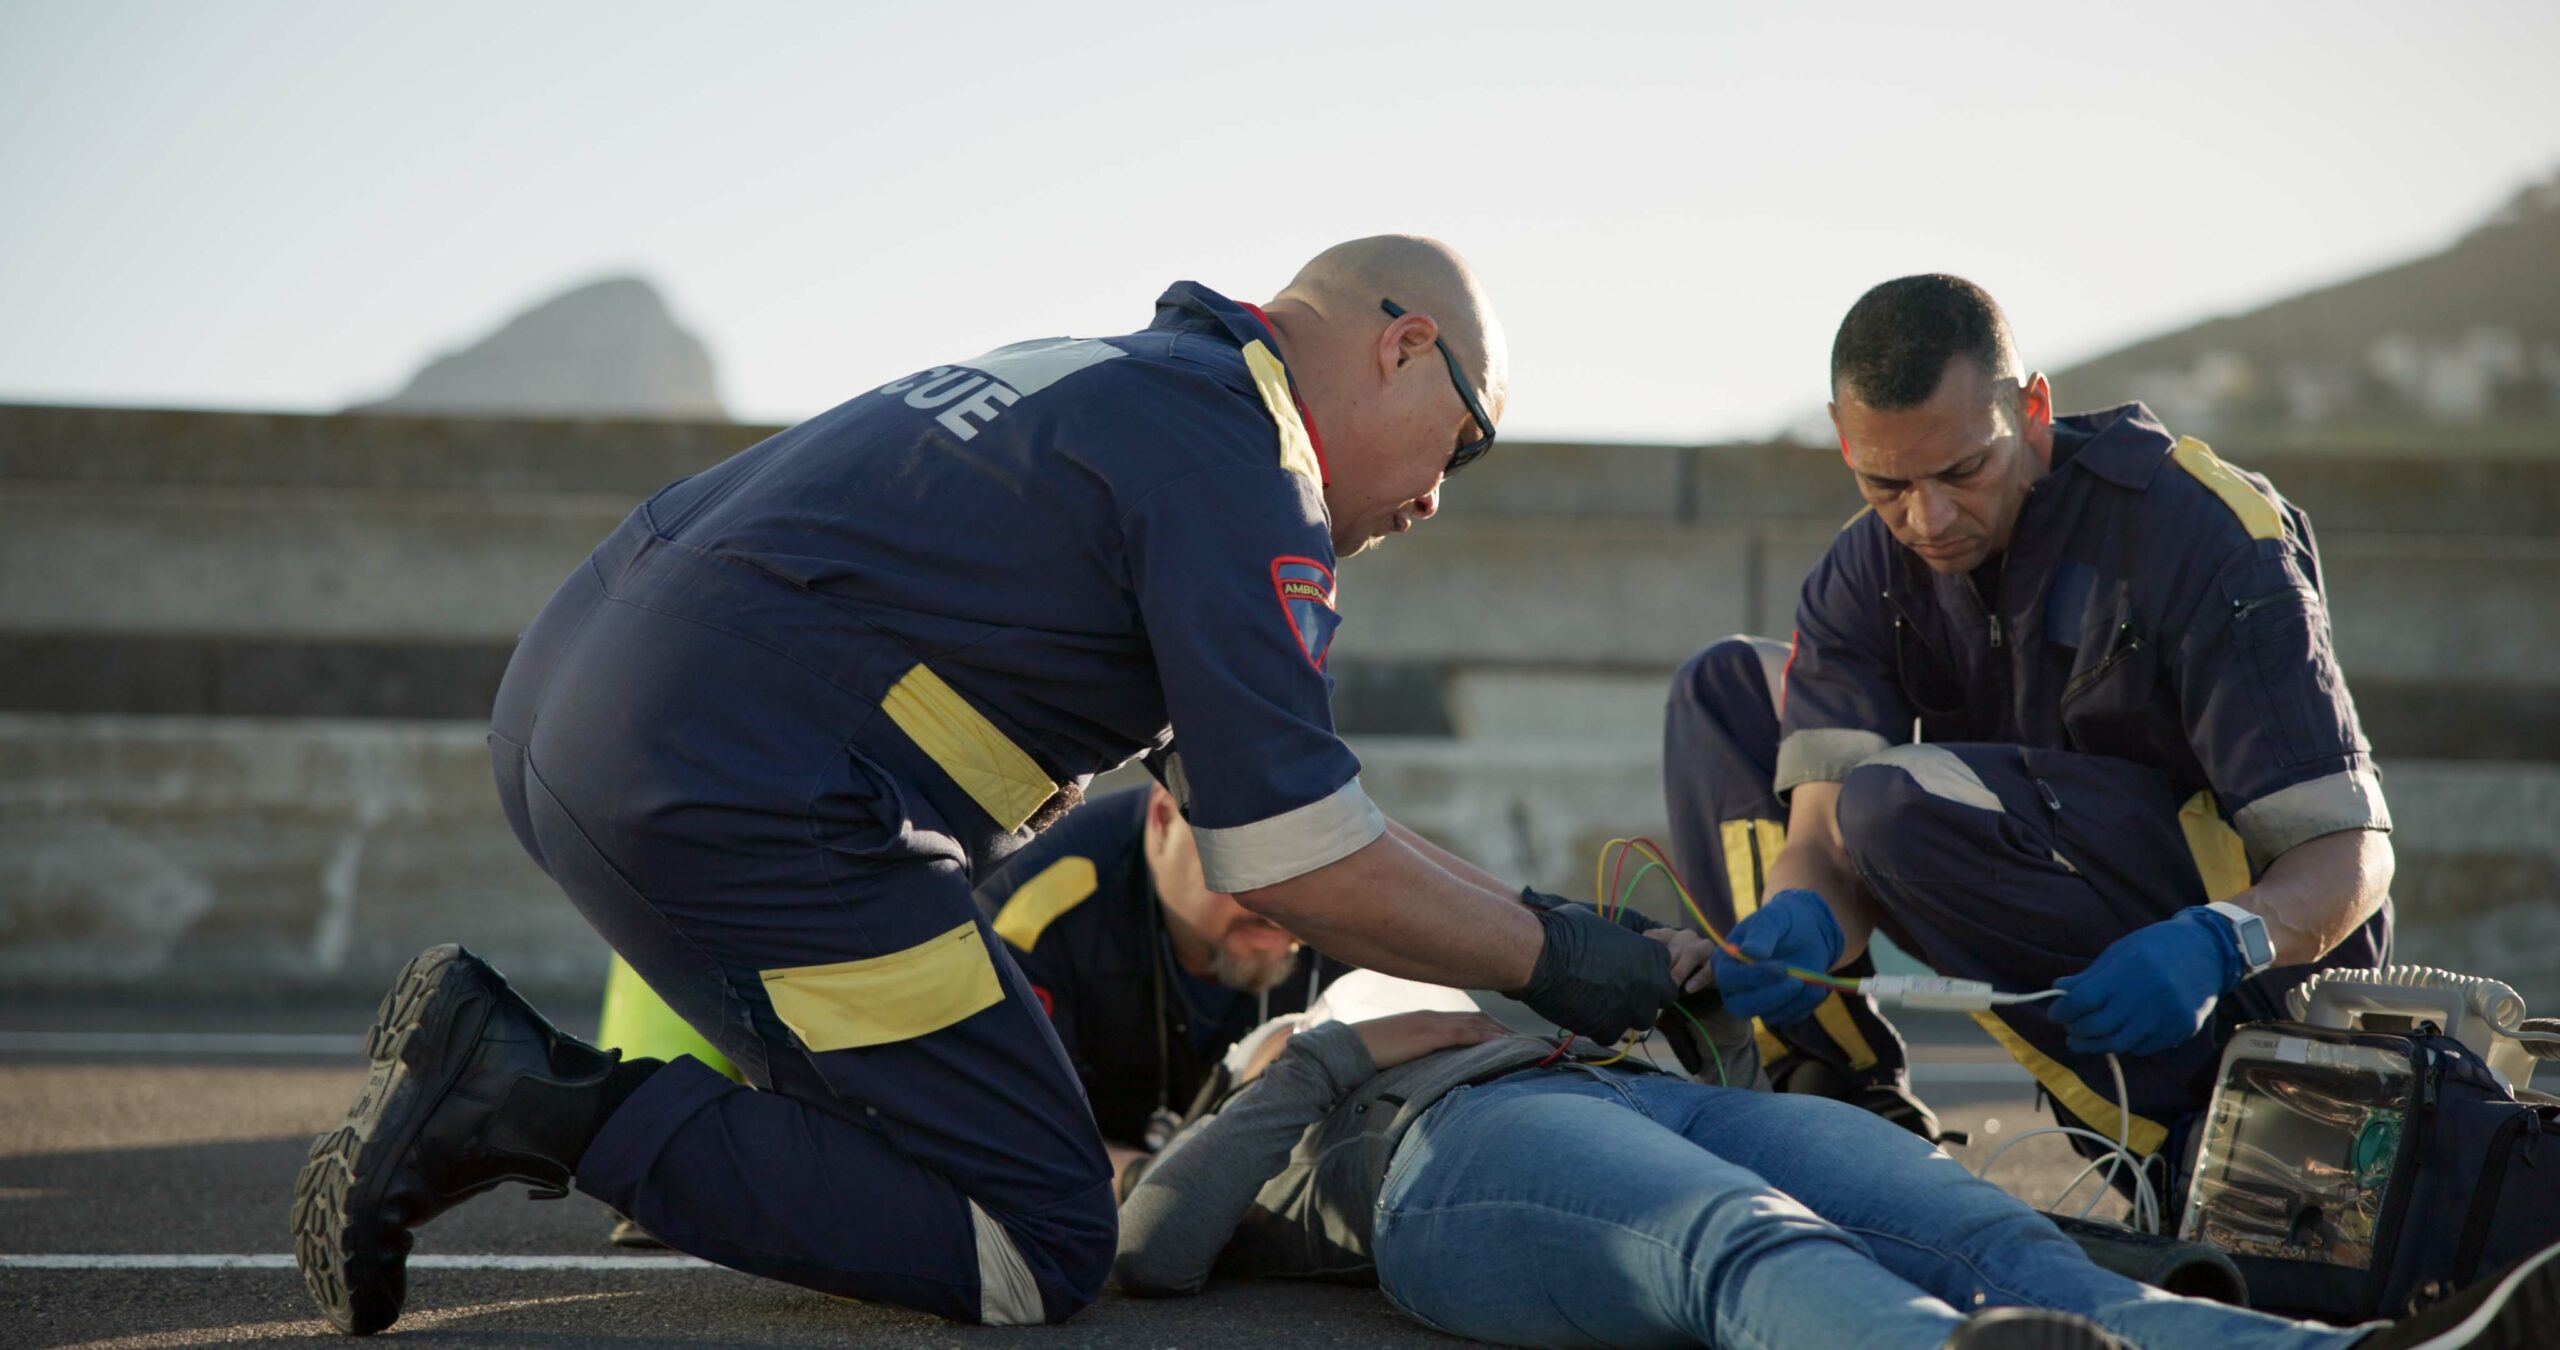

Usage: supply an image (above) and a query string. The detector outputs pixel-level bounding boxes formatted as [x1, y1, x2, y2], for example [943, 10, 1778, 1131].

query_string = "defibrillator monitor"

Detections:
[2179, 1026, 2416, 1270]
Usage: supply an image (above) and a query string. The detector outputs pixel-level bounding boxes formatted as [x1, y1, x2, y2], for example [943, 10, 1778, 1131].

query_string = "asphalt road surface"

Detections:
[0, 990, 2111, 1349]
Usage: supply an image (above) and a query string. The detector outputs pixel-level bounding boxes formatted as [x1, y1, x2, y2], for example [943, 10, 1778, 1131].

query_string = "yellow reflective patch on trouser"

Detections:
[1813, 993, 1880, 1071]
[880, 663, 1058, 833]
[1719, 819, 1786, 922]
[1969, 1011, 2169, 1156]
[2179, 790, 2252, 903]
[761, 920, 1004, 1052]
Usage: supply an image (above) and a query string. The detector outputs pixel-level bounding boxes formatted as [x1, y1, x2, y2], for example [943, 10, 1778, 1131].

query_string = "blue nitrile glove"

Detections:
[1709, 889, 1844, 1025]
[2048, 908, 2246, 1057]
[1517, 902, 1681, 1045]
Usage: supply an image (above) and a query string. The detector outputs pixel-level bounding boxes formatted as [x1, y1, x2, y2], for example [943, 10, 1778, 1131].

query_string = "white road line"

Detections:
[0, 1032, 363, 1055]
[0, 1254, 717, 1271]
[0, 1030, 2032, 1083]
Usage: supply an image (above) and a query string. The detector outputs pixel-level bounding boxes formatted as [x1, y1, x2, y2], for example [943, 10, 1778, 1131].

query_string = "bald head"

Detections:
[1271, 235, 1506, 406]
[1258, 235, 1506, 558]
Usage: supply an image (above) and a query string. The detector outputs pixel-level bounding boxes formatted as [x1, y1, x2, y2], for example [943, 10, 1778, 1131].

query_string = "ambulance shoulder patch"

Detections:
[1270, 556, 1340, 670]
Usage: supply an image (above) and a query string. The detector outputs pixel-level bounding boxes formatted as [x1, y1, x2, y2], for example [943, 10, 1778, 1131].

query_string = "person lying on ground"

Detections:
[1114, 929, 2554, 1350]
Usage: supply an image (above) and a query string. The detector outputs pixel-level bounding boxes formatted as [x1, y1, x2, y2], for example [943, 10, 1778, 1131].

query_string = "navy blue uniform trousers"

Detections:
[487, 512, 1113, 1324]
[1664, 638, 1915, 1096]
[1667, 637, 2392, 1175]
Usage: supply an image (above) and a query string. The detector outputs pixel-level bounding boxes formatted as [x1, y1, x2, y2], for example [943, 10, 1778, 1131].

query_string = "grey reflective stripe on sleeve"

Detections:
[970, 1200, 1042, 1326]
[1159, 751, 1195, 811]
[1774, 727, 1892, 792]
[2233, 768, 2392, 870]
[1192, 778, 1387, 893]
[1863, 743, 2005, 813]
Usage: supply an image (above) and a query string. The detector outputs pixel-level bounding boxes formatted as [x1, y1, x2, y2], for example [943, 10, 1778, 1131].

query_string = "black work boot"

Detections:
[292, 944, 631, 1335]
[1943, 1307, 2130, 1349]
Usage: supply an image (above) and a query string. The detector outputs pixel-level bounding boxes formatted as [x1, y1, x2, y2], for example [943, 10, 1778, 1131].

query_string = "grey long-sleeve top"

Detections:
[1113, 1013, 1763, 1296]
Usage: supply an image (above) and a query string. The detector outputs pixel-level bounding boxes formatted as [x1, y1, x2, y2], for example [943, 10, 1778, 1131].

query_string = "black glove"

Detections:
[1516, 902, 1680, 1044]
[1521, 887, 1667, 936]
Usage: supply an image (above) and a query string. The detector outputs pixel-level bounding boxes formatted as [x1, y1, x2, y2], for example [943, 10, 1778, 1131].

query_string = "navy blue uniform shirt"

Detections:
[1776, 404, 2389, 869]
[640, 283, 1382, 889]
[975, 788, 1345, 1145]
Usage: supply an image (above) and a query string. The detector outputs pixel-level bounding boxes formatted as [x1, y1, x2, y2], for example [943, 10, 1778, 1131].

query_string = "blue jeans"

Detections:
[1373, 1066, 2362, 1350]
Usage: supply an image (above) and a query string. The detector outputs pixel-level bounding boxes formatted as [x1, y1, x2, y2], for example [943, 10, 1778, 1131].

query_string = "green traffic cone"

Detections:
[597, 953, 739, 1081]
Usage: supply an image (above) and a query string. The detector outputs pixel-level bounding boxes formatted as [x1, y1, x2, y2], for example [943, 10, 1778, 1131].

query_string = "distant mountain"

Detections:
[352, 276, 727, 421]
[2052, 171, 2560, 452]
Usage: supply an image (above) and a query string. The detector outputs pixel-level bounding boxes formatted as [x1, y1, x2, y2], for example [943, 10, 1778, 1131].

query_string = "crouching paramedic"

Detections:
[1679, 274, 2392, 1190]
[290, 236, 1680, 1334]
[976, 784, 1350, 1181]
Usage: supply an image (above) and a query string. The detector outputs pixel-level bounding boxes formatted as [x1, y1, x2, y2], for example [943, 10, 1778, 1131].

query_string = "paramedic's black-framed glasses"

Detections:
[1380, 298, 1496, 475]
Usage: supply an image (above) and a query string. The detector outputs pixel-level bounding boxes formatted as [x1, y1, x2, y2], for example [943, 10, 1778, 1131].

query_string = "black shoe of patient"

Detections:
[1943, 1307, 2130, 1349]
[292, 944, 622, 1335]
[2356, 1239, 2560, 1350]
[1776, 1055, 1952, 1145]
[1855, 1080, 1952, 1146]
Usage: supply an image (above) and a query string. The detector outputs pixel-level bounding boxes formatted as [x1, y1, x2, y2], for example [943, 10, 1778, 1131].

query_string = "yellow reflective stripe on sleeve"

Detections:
[2179, 790, 2252, 902]
[1719, 818, 1787, 920]
[1969, 1011, 2170, 1156]
[1241, 339, 1323, 485]
[2169, 436, 2282, 542]
[1813, 992, 1880, 1071]
[991, 856, 1099, 951]
[881, 663, 1056, 833]
[761, 920, 1005, 1052]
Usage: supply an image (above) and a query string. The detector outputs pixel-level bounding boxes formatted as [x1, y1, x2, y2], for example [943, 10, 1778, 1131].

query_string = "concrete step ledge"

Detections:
[5, 715, 2553, 1006]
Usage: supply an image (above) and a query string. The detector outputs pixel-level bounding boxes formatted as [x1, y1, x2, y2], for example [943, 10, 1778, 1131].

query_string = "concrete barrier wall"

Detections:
[4, 715, 2551, 1008]
[8, 405, 2557, 750]
[4, 404, 2555, 1000]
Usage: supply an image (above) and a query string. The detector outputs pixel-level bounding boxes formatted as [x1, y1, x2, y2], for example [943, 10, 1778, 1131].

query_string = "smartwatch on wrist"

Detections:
[2204, 901, 2277, 978]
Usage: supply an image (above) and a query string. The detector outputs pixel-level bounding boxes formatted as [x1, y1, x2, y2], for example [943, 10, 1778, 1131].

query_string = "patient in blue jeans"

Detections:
[1114, 938, 2552, 1350]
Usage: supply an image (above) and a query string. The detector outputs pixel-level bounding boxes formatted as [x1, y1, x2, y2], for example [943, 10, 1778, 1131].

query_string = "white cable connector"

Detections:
[1857, 976, 2065, 1012]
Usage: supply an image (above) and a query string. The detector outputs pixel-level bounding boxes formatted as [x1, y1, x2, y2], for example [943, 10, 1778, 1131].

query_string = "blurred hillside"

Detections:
[349, 276, 727, 421]
[2053, 171, 2560, 453]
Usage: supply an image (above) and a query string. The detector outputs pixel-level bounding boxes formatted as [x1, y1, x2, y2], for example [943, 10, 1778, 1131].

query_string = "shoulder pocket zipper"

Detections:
[2231, 589, 2306, 622]
[2061, 625, 2143, 705]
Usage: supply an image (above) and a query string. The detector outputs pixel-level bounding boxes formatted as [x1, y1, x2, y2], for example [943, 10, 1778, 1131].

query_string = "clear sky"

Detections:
[2, 0, 2553, 442]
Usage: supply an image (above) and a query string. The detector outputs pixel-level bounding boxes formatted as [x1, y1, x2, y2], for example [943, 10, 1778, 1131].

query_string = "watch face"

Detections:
[2212, 904, 2275, 971]
[2236, 917, 2274, 968]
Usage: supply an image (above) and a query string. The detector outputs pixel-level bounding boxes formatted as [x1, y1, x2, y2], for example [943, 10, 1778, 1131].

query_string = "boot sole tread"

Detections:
[290, 944, 490, 1336]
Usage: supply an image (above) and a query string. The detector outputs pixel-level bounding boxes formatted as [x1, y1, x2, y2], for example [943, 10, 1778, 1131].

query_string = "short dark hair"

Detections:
[1829, 274, 2019, 410]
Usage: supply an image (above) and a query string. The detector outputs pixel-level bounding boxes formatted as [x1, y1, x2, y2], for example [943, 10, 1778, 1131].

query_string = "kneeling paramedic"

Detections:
[290, 236, 1680, 1333]
[1668, 274, 2392, 1191]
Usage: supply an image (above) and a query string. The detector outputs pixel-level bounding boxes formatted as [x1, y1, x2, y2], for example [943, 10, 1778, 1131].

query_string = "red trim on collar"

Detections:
[1239, 301, 1330, 484]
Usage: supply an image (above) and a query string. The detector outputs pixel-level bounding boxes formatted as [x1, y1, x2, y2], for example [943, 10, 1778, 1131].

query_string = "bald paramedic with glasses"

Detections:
[1662, 273, 2392, 1186]
[293, 236, 1682, 1335]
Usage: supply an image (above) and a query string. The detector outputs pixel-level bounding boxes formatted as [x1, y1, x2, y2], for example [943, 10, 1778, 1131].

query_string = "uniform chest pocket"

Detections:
[2222, 550, 2358, 767]
[2058, 586, 2157, 761]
